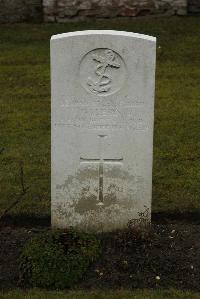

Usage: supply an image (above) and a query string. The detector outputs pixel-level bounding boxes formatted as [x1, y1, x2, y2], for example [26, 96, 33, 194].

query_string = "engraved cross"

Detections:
[80, 135, 123, 205]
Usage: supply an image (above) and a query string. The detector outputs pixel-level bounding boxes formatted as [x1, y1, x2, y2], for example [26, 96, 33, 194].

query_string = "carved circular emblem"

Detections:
[79, 48, 126, 96]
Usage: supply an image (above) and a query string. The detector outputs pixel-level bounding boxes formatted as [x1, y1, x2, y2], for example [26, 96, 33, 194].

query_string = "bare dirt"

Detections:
[0, 213, 200, 291]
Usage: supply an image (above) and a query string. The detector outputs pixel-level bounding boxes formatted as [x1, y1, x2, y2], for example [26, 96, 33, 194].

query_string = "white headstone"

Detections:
[51, 30, 156, 232]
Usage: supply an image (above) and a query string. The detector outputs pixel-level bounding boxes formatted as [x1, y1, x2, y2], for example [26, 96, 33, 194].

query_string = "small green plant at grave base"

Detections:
[19, 229, 101, 289]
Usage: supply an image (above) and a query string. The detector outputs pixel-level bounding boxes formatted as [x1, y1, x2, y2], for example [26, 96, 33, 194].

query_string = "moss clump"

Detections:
[19, 229, 101, 289]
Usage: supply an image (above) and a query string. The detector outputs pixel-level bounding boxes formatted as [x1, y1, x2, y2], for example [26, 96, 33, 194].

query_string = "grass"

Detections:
[1, 289, 200, 299]
[0, 17, 199, 217]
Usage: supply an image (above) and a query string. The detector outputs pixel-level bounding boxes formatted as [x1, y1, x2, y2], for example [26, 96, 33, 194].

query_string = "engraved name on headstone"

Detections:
[51, 30, 156, 232]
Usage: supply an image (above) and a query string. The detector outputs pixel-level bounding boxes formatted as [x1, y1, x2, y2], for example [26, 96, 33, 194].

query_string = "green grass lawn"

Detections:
[1, 289, 200, 299]
[0, 17, 199, 218]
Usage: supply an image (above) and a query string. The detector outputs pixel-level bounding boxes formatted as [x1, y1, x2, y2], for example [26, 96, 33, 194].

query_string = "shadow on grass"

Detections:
[0, 210, 200, 228]
[0, 214, 51, 228]
[152, 210, 200, 224]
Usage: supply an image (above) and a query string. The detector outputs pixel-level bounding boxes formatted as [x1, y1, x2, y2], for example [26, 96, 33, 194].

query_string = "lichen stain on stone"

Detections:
[74, 167, 138, 213]
[74, 187, 119, 215]
[54, 166, 144, 231]
[104, 166, 135, 180]
[75, 195, 98, 214]
[56, 168, 98, 191]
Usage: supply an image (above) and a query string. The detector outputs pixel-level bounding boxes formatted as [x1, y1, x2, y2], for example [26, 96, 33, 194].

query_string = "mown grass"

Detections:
[0, 17, 199, 217]
[1, 289, 200, 299]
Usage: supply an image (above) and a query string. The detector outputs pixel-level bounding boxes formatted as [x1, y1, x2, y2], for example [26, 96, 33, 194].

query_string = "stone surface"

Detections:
[51, 30, 156, 232]
[1, 0, 197, 23]
[43, 0, 188, 22]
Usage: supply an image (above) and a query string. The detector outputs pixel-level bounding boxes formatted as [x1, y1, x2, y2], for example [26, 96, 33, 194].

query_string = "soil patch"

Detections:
[1, 211, 200, 229]
[0, 224, 199, 291]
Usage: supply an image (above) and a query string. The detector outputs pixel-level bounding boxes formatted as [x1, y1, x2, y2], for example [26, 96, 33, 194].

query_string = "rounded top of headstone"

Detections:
[51, 30, 156, 42]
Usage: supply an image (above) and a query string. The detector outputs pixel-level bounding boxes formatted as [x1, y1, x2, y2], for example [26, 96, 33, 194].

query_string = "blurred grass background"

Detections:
[0, 17, 199, 218]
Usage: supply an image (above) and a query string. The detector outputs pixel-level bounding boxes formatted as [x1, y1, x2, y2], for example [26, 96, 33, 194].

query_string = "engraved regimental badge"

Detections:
[80, 48, 126, 96]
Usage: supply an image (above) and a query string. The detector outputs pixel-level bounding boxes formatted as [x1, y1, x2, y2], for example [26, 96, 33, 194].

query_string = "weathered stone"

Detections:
[44, 15, 56, 22]
[51, 30, 156, 232]
[43, 0, 56, 21]
[120, 7, 139, 17]
[0, 0, 196, 23]
[79, 1, 92, 10]
[42, 0, 189, 22]
[59, 7, 78, 17]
